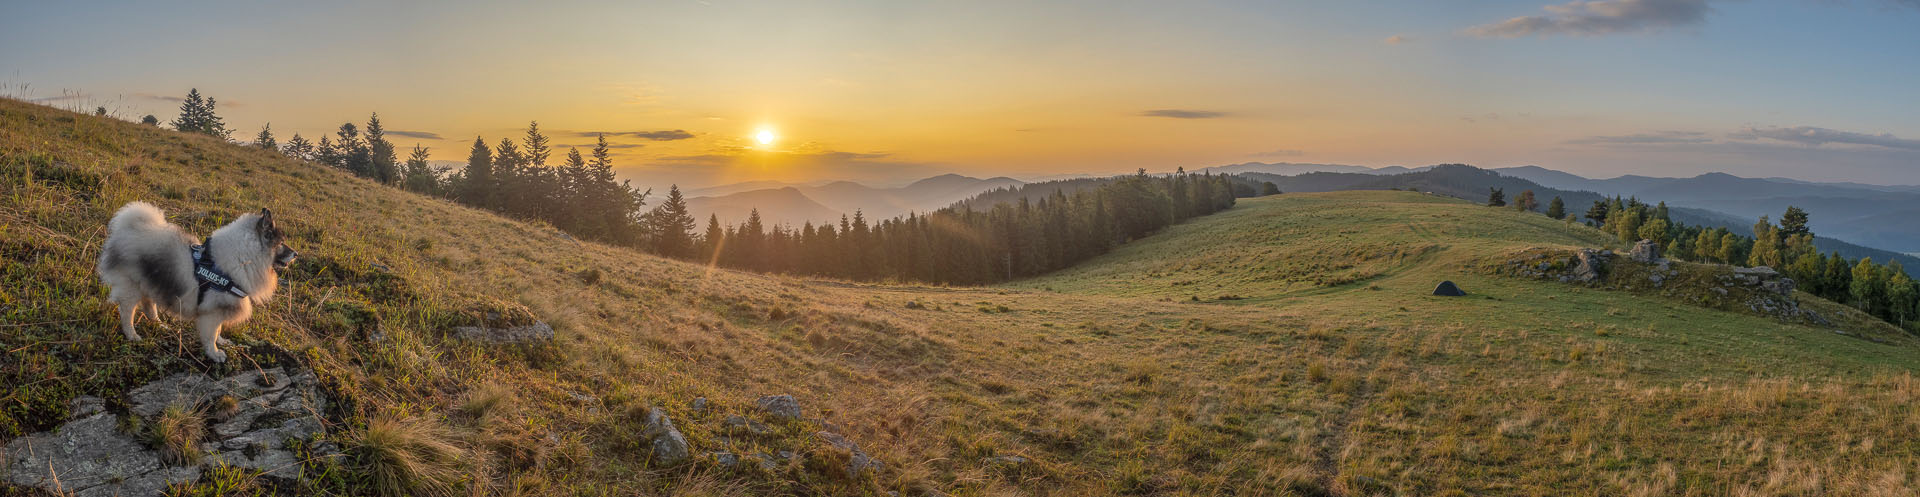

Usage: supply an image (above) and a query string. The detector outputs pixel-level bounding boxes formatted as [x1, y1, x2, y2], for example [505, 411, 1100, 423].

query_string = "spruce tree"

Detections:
[1780, 206, 1811, 237]
[281, 133, 313, 161]
[460, 137, 494, 207]
[141, 115, 159, 126]
[1585, 200, 1609, 226]
[253, 123, 276, 150]
[1545, 196, 1566, 219]
[649, 185, 696, 258]
[170, 88, 228, 138]
[402, 145, 439, 195]
[702, 214, 725, 263]
[365, 113, 398, 184]
[1486, 187, 1506, 207]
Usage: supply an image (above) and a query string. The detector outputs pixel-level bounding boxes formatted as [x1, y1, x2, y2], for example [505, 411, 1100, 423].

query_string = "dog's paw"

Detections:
[125, 332, 144, 341]
[205, 348, 228, 363]
[217, 338, 233, 347]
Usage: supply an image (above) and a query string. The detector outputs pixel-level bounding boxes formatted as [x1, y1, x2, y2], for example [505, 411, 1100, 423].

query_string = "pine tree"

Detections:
[701, 214, 725, 263]
[1780, 206, 1811, 237]
[1585, 200, 1609, 226]
[1486, 187, 1506, 207]
[648, 185, 697, 258]
[140, 114, 159, 126]
[401, 145, 441, 195]
[365, 113, 398, 185]
[169, 88, 228, 138]
[253, 123, 276, 150]
[280, 134, 313, 161]
[1544, 196, 1566, 219]
[460, 137, 494, 207]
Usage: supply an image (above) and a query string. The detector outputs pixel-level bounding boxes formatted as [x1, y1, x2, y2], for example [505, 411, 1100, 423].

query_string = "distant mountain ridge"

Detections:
[684, 174, 1023, 227]
[1493, 166, 1920, 254]
[1235, 164, 1920, 273]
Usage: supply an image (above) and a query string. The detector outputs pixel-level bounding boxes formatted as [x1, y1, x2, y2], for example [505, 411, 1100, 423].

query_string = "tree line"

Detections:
[1489, 187, 1918, 331]
[699, 170, 1258, 284]
[166, 89, 1266, 285]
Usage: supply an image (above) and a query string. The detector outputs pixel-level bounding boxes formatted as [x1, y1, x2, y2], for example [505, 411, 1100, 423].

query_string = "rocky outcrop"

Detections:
[1495, 247, 1820, 324]
[1571, 249, 1609, 283]
[4, 410, 200, 497]
[452, 321, 554, 344]
[757, 394, 802, 420]
[1628, 239, 1663, 263]
[4, 367, 333, 497]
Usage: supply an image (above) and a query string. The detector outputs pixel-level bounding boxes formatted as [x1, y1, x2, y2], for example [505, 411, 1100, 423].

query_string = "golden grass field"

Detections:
[4, 98, 1919, 496]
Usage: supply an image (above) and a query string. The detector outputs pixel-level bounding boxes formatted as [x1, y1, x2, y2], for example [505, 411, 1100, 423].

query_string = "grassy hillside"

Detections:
[4, 98, 1920, 496]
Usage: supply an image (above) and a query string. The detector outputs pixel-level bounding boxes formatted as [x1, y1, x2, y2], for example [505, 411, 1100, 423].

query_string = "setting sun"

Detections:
[754, 128, 775, 146]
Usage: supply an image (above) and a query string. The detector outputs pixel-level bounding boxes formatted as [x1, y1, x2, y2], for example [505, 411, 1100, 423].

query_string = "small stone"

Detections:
[691, 397, 709, 414]
[643, 407, 691, 466]
[709, 451, 740, 467]
[757, 394, 802, 419]
[816, 431, 881, 478]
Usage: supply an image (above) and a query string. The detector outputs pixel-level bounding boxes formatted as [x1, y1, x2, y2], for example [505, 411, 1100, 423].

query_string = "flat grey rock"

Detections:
[756, 394, 801, 419]
[452, 321, 554, 343]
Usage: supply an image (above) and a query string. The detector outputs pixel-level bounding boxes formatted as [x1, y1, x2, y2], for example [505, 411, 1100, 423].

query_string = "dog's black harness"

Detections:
[190, 241, 248, 303]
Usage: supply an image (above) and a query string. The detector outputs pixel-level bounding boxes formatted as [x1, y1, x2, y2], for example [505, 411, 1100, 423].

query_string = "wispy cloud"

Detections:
[1466, 0, 1712, 38]
[386, 130, 443, 140]
[1141, 109, 1228, 119]
[1731, 126, 1920, 151]
[1383, 34, 1411, 45]
[573, 129, 697, 141]
[1566, 130, 1711, 145]
[133, 92, 182, 103]
[28, 94, 88, 103]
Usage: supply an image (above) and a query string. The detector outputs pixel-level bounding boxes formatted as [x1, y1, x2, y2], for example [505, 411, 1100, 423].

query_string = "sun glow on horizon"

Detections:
[755, 128, 776, 146]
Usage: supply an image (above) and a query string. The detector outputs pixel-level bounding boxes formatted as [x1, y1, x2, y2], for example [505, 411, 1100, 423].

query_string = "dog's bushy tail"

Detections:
[108, 201, 165, 235]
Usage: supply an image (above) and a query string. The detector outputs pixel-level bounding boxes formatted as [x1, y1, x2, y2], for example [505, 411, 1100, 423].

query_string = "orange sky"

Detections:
[6, 1, 1918, 190]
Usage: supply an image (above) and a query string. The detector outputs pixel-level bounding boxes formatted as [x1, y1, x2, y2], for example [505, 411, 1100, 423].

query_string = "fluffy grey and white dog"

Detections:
[97, 201, 297, 362]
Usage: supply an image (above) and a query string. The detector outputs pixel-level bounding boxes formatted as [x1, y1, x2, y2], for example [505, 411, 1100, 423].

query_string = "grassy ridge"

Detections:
[5, 97, 1920, 495]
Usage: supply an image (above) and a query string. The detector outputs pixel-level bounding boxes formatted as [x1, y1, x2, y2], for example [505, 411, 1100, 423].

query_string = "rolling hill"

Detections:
[5, 98, 1920, 496]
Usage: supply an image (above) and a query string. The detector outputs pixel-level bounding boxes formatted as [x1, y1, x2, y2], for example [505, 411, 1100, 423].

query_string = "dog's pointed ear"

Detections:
[258, 208, 274, 230]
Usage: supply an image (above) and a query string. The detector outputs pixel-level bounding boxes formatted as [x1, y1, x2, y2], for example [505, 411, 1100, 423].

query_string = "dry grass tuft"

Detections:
[348, 414, 469, 497]
[152, 403, 205, 465]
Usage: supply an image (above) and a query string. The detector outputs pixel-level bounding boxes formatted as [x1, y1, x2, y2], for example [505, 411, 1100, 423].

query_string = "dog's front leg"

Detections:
[195, 314, 228, 363]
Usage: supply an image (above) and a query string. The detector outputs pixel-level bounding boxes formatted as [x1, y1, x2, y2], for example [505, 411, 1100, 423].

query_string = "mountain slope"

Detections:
[686, 175, 1024, 227]
[684, 186, 843, 227]
[4, 98, 1919, 496]
[1495, 167, 1920, 254]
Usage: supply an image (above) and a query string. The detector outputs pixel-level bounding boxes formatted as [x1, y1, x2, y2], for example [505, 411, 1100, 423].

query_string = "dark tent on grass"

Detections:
[1432, 281, 1466, 296]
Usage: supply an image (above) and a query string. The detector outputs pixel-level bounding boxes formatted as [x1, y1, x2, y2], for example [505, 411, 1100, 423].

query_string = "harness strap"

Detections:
[191, 241, 249, 304]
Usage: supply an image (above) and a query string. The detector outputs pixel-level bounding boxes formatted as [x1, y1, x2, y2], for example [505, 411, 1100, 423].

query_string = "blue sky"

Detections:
[3, 0, 1917, 188]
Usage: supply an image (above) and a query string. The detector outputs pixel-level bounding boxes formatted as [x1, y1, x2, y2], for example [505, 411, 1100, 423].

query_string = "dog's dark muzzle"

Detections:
[274, 246, 298, 269]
